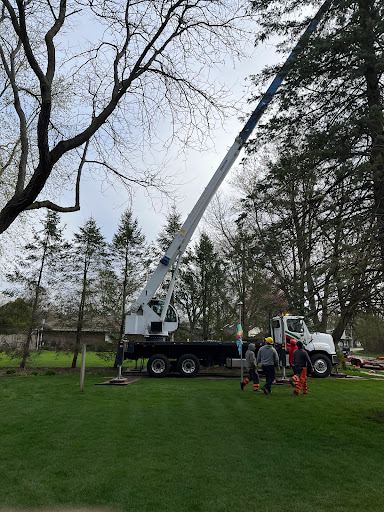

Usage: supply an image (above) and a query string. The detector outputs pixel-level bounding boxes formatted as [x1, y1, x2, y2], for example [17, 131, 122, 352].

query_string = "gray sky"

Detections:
[58, 42, 280, 245]
[0, 39, 281, 301]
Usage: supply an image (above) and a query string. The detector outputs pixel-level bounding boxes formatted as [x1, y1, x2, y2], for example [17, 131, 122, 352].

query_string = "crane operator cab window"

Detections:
[149, 299, 177, 322]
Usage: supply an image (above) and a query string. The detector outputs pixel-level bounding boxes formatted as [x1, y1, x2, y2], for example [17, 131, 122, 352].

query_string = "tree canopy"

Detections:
[0, 297, 30, 334]
[0, 0, 252, 234]
[235, 0, 384, 339]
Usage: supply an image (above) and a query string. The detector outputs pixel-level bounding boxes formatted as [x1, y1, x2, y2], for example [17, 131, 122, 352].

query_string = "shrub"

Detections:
[336, 351, 347, 370]
[30, 370, 40, 376]
[44, 369, 56, 376]
[354, 315, 384, 353]
[5, 369, 16, 374]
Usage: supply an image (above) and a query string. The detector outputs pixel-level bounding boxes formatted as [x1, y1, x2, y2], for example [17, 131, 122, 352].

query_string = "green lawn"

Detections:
[0, 375, 383, 512]
[353, 351, 384, 358]
[0, 350, 117, 368]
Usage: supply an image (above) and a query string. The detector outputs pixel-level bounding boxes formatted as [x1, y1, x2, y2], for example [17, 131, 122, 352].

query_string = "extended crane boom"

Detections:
[125, 0, 332, 339]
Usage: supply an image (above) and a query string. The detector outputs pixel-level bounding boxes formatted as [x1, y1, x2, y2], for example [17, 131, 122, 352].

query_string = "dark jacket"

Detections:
[293, 348, 313, 369]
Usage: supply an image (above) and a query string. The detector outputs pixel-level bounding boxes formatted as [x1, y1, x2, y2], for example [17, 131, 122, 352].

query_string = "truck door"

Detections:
[271, 318, 288, 367]
[270, 317, 282, 346]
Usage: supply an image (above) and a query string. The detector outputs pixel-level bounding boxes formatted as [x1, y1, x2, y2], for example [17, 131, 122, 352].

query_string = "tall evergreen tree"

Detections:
[238, 151, 380, 337]
[176, 249, 202, 339]
[156, 205, 183, 304]
[248, 0, 384, 260]
[111, 209, 146, 362]
[237, 0, 384, 338]
[196, 233, 224, 340]
[207, 194, 287, 335]
[6, 211, 67, 367]
[157, 205, 183, 253]
[70, 218, 108, 368]
[177, 232, 225, 340]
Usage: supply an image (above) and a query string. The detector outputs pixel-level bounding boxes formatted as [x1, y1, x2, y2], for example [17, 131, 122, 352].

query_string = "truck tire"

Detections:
[177, 354, 200, 378]
[310, 353, 332, 378]
[147, 354, 170, 378]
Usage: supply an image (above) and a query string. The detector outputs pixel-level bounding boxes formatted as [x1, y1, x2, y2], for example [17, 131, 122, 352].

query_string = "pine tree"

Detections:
[70, 218, 108, 368]
[111, 209, 146, 363]
[156, 205, 183, 303]
[237, 0, 384, 337]
[248, 0, 384, 261]
[196, 233, 226, 340]
[177, 232, 225, 340]
[238, 141, 380, 338]
[157, 205, 183, 253]
[6, 211, 67, 367]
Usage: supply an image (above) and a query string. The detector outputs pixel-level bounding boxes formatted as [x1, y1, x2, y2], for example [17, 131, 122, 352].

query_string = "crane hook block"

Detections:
[160, 256, 170, 266]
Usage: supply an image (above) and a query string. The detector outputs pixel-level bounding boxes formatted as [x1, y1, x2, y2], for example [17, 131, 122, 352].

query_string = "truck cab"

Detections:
[270, 315, 338, 377]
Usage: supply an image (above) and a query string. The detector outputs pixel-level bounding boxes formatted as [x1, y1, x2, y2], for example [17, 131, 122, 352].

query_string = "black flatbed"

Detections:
[124, 338, 263, 366]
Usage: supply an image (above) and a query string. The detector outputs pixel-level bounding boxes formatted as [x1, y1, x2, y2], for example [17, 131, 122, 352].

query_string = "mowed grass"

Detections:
[0, 376, 383, 512]
[0, 350, 115, 368]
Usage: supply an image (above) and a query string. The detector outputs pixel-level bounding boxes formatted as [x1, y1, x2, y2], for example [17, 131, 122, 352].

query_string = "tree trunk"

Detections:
[358, 0, 384, 263]
[115, 250, 129, 368]
[72, 263, 88, 368]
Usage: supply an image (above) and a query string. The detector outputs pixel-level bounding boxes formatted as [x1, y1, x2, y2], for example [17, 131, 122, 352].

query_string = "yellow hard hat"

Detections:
[265, 337, 274, 344]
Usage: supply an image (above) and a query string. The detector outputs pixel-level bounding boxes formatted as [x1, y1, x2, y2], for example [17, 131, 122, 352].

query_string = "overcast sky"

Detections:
[0, 38, 281, 298]
[59, 41, 280, 245]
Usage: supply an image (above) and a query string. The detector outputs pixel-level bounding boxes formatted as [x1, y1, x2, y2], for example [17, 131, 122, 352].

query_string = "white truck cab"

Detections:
[270, 315, 338, 377]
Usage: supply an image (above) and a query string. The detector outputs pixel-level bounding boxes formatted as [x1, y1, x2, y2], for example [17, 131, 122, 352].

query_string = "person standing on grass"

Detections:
[256, 337, 279, 395]
[240, 343, 260, 392]
[290, 341, 314, 395]
[287, 337, 298, 373]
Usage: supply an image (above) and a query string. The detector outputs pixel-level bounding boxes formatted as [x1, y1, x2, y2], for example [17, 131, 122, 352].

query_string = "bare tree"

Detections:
[0, 0, 252, 234]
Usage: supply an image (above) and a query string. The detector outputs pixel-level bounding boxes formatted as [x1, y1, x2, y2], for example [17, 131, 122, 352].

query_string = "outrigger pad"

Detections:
[95, 377, 142, 386]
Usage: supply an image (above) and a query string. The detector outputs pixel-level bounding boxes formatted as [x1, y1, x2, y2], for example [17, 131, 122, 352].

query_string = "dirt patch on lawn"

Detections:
[365, 410, 384, 423]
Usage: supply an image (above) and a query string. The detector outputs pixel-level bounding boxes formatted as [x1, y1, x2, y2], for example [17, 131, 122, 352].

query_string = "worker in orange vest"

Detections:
[290, 341, 314, 395]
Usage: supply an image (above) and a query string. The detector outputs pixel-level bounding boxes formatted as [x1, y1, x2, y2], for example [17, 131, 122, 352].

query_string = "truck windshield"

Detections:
[286, 318, 304, 334]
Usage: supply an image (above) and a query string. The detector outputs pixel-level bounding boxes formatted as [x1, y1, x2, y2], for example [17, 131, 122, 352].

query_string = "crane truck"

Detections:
[122, 0, 338, 379]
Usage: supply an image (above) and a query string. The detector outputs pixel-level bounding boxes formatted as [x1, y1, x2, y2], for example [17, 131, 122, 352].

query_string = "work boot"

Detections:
[240, 381, 244, 391]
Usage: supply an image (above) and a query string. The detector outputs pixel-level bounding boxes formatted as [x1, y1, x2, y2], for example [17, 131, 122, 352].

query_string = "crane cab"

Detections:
[125, 298, 179, 339]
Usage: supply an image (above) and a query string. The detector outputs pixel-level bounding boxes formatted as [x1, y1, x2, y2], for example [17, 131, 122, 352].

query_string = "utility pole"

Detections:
[80, 343, 86, 392]
[238, 302, 244, 382]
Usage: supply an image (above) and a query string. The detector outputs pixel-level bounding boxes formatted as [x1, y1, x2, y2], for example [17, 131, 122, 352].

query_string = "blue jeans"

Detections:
[262, 365, 275, 391]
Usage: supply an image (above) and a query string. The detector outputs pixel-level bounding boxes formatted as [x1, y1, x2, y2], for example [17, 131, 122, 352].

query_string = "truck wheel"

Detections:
[177, 354, 200, 378]
[311, 354, 332, 378]
[147, 354, 170, 378]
